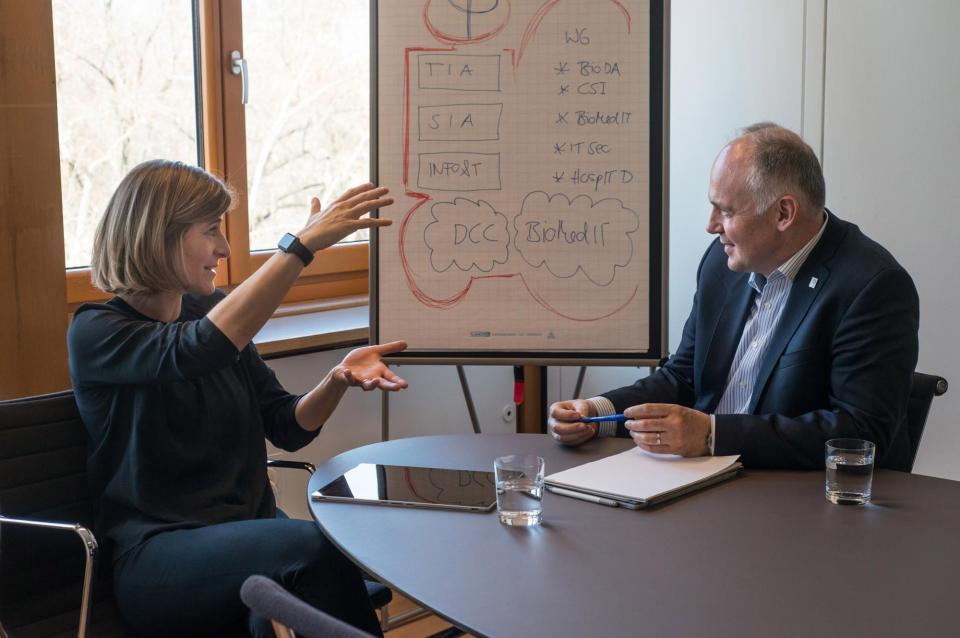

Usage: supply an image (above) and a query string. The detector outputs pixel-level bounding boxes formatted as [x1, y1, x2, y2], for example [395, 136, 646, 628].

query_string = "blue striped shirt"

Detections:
[715, 216, 827, 416]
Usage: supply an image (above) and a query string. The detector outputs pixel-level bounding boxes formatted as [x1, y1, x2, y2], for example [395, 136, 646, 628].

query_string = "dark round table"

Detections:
[307, 434, 960, 638]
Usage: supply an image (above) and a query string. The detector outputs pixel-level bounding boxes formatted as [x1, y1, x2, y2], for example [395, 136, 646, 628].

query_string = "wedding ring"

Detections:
[656, 432, 662, 445]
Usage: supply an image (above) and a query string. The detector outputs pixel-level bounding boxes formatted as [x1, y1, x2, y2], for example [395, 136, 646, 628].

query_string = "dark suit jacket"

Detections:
[603, 211, 919, 469]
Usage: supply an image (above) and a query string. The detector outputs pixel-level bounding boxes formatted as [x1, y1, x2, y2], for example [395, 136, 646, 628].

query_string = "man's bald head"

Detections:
[726, 123, 826, 216]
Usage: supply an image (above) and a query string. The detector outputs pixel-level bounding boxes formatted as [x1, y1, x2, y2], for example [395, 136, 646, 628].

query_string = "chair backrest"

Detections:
[0, 391, 388, 638]
[240, 576, 373, 638]
[883, 372, 948, 473]
[0, 390, 123, 636]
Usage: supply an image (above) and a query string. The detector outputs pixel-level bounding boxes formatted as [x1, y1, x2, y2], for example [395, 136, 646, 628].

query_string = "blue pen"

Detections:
[578, 414, 627, 423]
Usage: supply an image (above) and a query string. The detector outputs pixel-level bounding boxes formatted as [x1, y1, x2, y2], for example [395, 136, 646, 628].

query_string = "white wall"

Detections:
[821, 0, 960, 480]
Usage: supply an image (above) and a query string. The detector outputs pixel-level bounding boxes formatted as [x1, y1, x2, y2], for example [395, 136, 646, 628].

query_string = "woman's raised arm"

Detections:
[207, 183, 393, 350]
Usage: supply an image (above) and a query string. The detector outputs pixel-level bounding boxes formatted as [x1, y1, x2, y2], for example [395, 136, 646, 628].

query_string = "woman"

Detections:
[67, 160, 406, 636]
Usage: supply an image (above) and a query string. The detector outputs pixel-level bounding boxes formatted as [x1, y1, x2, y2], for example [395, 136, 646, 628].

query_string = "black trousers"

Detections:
[113, 514, 381, 637]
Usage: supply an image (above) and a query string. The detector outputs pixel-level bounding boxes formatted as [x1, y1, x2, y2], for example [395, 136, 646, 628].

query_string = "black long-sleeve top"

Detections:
[67, 291, 318, 562]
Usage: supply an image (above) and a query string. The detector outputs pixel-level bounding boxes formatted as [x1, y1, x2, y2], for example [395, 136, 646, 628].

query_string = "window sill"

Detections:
[254, 296, 369, 359]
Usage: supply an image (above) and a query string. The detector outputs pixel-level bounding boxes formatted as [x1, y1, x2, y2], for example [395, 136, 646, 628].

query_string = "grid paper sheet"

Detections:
[377, 0, 652, 353]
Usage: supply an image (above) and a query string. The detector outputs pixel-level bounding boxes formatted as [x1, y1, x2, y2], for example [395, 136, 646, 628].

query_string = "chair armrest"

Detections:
[0, 515, 98, 638]
[935, 377, 948, 396]
[266, 459, 316, 475]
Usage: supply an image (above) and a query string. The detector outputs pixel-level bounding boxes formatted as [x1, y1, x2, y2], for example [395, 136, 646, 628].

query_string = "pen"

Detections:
[547, 486, 620, 508]
[577, 414, 626, 423]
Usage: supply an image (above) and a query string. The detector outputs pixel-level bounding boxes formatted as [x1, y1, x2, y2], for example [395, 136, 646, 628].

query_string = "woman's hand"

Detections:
[332, 341, 409, 392]
[299, 183, 394, 253]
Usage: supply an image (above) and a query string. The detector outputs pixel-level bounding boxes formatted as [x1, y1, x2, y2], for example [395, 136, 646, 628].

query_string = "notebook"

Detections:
[545, 448, 742, 508]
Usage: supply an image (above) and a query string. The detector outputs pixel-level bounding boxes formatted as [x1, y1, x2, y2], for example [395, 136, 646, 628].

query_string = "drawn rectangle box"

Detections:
[417, 54, 501, 92]
[417, 152, 501, 192]
[418, 103, 503, 141]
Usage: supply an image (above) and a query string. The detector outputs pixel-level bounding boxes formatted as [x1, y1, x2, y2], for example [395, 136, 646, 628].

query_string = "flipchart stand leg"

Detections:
[381, 390, 389, 441]
[380, 366, 481, 441]
[573, 366, 587, 400]
[457, 365, 481, 434]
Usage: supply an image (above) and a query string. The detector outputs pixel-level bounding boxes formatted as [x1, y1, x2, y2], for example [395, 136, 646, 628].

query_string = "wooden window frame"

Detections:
[65, 0, 369, 309]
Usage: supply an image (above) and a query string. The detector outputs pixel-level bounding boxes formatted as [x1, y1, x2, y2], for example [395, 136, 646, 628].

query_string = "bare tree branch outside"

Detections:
[53, 1, 371, 269]
[243, 0, 370, 251]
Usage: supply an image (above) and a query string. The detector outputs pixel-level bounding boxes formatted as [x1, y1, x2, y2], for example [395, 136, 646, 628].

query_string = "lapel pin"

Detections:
[809, 276, 818, 289]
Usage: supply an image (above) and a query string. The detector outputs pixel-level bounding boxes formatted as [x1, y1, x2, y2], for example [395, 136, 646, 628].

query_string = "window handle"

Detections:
[230, 50, 249, 105]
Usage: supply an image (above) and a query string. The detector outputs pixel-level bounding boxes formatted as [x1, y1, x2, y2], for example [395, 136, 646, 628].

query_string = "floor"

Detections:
[381, 593, 475, 638]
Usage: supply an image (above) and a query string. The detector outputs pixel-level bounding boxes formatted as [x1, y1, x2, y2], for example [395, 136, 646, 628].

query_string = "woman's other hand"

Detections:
[333, 341, 409, 392]
[299, 183, 394, 253]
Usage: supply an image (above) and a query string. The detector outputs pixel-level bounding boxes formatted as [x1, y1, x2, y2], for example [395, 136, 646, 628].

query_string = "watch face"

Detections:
[279, 233, 296, 251]
[278, 232, 312, 266]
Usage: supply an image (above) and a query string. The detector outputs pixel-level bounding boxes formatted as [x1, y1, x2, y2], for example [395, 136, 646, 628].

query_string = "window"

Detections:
[217, 0, 371, 300]
[241, 1, 370, 252]
[55, 0, 371, 307]
[53, 0, 203, 305]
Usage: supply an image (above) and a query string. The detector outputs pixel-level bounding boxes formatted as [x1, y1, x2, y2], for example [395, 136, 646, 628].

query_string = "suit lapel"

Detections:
[746, 211, 847, 412]
[700, 273, 754, 411]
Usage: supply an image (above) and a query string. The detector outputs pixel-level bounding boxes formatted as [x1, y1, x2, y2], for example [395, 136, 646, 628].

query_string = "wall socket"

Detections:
[501, 404, 516, 422]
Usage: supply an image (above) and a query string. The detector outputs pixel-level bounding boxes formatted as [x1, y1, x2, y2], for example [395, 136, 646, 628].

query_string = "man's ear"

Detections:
[775, 195, 800, 230]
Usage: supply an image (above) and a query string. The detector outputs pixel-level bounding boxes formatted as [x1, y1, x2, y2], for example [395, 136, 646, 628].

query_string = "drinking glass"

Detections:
[825, 438, 875, 504]
[494, 455, 544, 526]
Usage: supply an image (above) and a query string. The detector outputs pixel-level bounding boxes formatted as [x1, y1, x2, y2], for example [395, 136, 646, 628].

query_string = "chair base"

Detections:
[378, 604, 432, 632]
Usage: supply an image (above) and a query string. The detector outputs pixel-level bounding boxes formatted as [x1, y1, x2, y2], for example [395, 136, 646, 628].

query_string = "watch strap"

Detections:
[278, 233, 314, 267]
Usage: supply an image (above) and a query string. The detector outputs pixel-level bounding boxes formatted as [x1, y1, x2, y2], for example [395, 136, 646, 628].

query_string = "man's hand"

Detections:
[623, 403, 711, 457]
[547, 399, 597, 446]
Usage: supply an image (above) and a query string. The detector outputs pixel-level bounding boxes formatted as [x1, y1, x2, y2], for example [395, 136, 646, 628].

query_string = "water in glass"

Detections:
[496, 477, 543, 526]
[825, 453, 874, 504]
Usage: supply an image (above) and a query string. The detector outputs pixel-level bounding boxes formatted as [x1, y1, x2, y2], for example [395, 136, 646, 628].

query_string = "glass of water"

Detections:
[825, 438, 876, 505]
[494, 455, 544, 526]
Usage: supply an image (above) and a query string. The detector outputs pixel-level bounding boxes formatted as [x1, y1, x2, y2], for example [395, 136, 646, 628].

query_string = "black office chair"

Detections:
[882, 372, 948, 473]
[0, 390, 119, 638]
[241, 575, 373, 638]
[0, 390, 392, 637]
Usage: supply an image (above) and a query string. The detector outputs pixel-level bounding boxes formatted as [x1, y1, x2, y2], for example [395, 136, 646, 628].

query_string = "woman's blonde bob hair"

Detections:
[91, 160, 234, 295]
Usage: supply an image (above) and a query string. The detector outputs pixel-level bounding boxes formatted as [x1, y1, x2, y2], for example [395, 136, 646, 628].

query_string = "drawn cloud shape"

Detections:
[513, 191, 640, 286]
[423, 198, 510, 273]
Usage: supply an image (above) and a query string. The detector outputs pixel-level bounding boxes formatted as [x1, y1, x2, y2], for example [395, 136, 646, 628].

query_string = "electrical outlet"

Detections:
[501, 404, 516, 422]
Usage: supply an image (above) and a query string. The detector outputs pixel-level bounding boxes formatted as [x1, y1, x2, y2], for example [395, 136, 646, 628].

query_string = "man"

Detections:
[549, 123, 919, 469]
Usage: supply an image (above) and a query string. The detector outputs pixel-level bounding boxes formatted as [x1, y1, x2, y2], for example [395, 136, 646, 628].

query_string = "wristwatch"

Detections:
[277, 233, 313, 267]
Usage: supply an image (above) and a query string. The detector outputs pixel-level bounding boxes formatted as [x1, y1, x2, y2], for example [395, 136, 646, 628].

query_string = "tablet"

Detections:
[311, 463, 497, 512]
